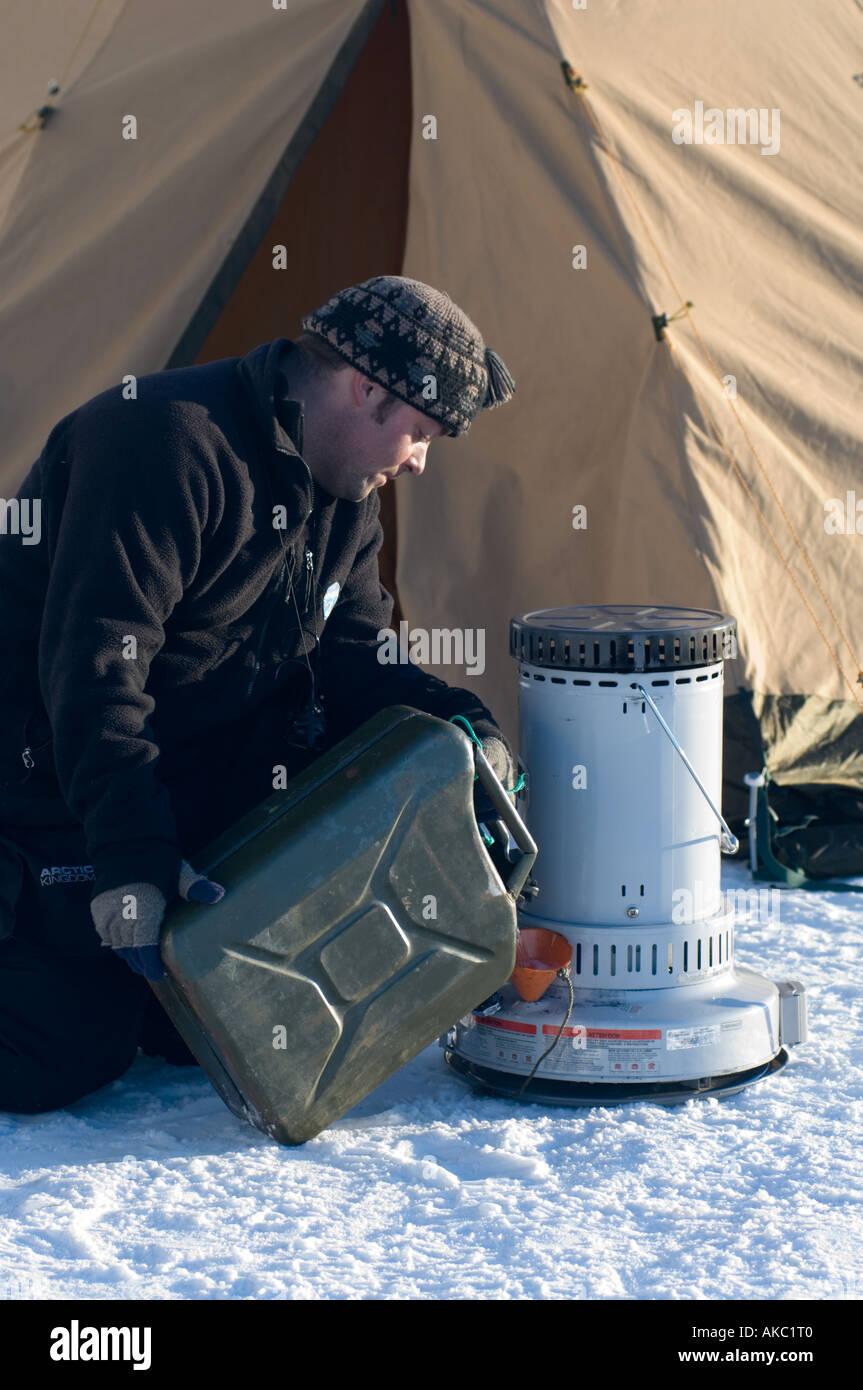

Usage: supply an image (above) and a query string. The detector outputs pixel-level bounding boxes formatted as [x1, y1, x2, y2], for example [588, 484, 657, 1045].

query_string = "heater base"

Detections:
[443, 1046, 789, 1107]
[443, 965, 798, 1094]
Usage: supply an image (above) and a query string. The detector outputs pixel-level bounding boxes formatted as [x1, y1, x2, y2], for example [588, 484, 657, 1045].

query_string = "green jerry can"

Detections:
[151, 705, 537, 1145]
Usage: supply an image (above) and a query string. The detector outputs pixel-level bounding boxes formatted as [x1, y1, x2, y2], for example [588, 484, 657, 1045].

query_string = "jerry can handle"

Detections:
[472, 744, 538, 899]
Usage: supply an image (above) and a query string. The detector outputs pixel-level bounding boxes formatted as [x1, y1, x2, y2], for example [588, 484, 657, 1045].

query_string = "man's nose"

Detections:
[404, 447, 428, 477]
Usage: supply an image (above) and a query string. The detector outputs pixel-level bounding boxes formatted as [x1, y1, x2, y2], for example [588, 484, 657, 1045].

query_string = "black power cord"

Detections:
[515, 967, 575, 1099]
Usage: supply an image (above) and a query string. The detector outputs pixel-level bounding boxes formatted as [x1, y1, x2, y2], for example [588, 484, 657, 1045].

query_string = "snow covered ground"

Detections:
[1, 859, 860, 1302]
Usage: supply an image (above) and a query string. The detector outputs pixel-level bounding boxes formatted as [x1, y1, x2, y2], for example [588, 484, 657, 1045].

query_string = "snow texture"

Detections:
[1, 861, 860, 1301]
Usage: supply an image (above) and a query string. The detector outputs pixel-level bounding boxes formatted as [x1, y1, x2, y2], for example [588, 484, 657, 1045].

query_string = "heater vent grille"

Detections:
[511, 605, 736, 673]
[526, 909, 736, 991]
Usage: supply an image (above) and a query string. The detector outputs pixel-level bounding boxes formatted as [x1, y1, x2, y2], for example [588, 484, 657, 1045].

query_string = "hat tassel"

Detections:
[483, 347, 515, 407]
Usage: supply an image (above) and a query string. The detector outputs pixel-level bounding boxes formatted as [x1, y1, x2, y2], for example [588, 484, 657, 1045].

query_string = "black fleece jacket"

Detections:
[0, 339, 508, 904]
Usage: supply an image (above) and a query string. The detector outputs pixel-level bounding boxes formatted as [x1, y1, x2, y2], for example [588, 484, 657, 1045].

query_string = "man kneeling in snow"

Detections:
[0, 275, 516, 1113]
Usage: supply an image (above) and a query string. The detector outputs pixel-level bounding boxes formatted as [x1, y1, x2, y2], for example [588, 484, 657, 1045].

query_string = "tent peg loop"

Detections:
[652, 302, 693, 340]
[18, 80, 61, 133]
[561, 61, 588, 93]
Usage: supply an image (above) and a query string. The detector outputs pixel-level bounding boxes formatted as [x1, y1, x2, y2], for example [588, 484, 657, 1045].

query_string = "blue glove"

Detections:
[90, 859, 225, 981]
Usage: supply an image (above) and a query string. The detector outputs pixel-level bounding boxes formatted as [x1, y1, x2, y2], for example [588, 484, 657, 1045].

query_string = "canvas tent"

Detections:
[1, 0, 862, 867]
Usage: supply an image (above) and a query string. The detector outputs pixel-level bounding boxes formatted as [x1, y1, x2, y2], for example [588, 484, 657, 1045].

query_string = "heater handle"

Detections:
[634, 683, 739, 854]
[472, 744, 538, 898]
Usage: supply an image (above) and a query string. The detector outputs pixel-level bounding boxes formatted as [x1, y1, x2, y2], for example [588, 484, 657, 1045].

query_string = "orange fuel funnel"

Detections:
[510, 927, 572, 1002]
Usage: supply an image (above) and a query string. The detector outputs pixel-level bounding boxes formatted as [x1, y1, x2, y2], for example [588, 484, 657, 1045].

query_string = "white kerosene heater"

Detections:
[444, 605, 808, 1105]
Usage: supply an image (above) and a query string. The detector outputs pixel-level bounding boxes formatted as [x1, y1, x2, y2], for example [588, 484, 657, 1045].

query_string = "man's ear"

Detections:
[349, 369, 376, 407]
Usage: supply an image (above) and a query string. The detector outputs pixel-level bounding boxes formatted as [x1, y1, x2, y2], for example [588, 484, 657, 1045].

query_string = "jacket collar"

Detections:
[237, 338, 302, 452]
[237, 338, 334, 519]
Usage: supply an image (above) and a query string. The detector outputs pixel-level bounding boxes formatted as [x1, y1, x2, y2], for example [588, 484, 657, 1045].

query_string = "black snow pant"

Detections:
[0, 693, 316, 1114]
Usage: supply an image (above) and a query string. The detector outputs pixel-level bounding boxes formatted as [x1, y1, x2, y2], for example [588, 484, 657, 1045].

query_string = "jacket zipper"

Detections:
[247, 434, 315, 699]
[245, 551, 293, 697]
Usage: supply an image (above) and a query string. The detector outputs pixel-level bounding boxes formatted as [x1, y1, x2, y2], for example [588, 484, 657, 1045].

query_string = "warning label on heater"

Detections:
[470, 1018, 666, 1077]
[541, 1025, 663, 1077]
[667, 1024, 721, 1050]
[666, 1020, 742, 1050]
[471, 1014, 536, 1070]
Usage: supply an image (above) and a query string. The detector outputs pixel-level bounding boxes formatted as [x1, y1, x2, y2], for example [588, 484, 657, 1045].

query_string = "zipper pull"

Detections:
[22, 746, 34, 769]
[304, 549, 313, 608]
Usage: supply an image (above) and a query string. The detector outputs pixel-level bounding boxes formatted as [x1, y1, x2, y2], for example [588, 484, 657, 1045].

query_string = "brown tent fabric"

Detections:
[396, 0, 863, 791]
[1, 0, 861, 803]
[0, 0, 126, 229]
[0, 0, 382, 470]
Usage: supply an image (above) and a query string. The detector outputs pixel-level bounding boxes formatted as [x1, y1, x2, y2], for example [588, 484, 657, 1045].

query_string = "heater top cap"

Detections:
[510, 604, 736, 673]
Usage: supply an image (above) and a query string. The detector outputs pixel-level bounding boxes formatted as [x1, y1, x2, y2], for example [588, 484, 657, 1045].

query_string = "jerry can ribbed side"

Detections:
[152, 705, 535, 1144]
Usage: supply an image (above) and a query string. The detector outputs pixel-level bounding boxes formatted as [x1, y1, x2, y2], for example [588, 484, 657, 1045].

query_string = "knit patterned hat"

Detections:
[301, 275, 515, 437]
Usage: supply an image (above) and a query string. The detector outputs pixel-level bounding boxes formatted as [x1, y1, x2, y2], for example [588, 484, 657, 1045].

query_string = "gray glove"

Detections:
[90, 859, 225, 981]
[474, 735, 518, 827]
[481, 736, 517, 796]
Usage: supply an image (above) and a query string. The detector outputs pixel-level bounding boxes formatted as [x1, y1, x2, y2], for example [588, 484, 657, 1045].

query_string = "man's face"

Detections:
[309, 369, 447, 503]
